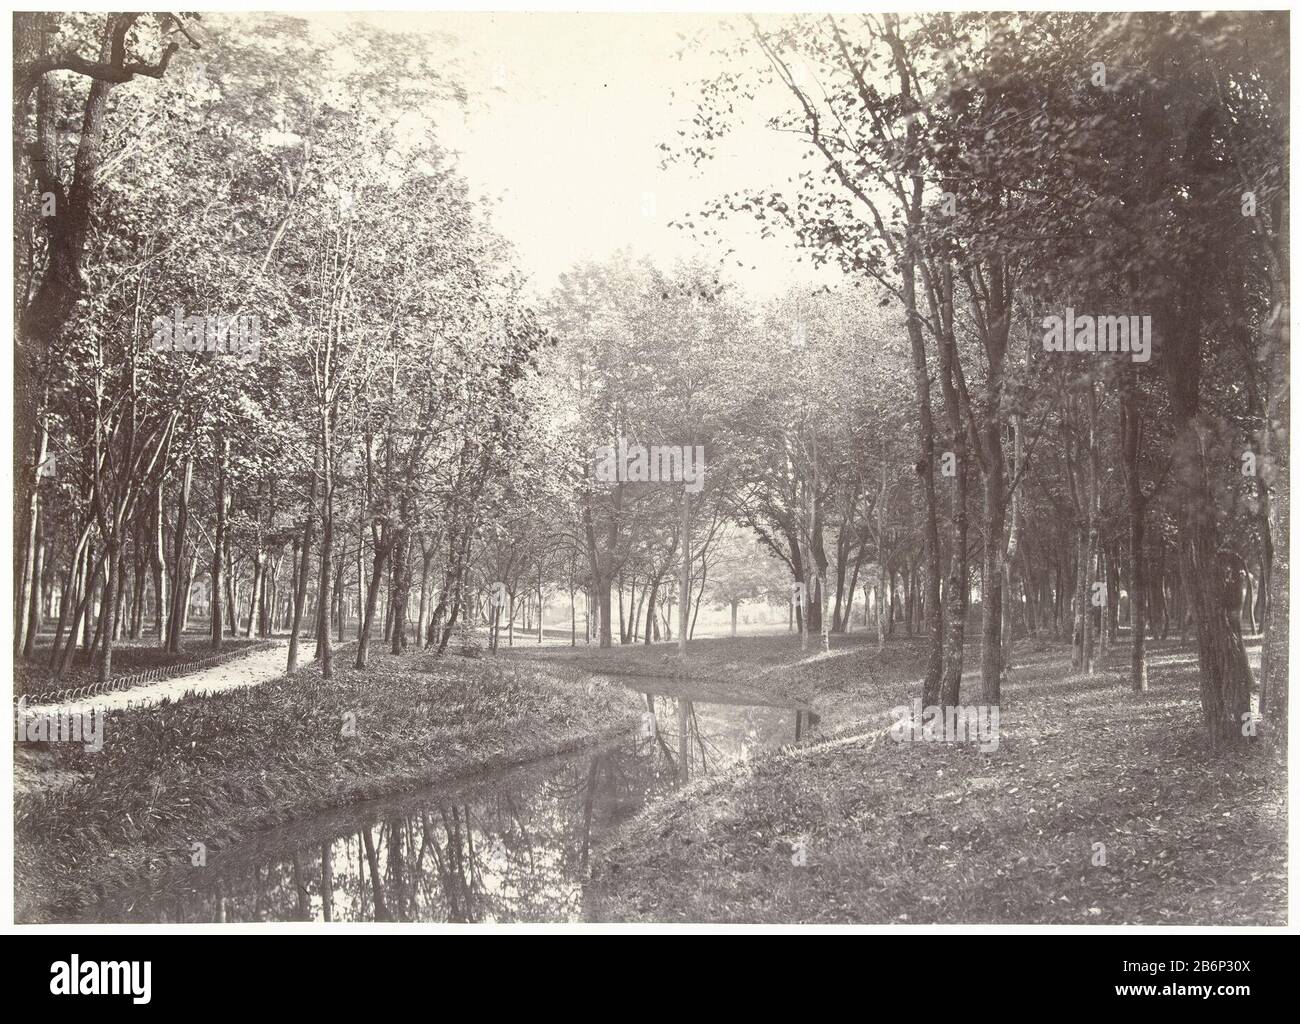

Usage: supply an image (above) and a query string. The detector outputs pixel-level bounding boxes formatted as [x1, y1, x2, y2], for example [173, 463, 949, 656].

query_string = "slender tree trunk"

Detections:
[391, 527, 412, 654]
[877, 465, 889, 652]
[1002, 407, 1024, 675]
[1261, 465, 1287, 746]
[537, 571, 544, 643]
[287, 453, 319, 674]
[96, 543, 122, 683]
[224, 527, 237, 636]
[81, 542, 95, 650]
[415, 540, 432, 649]
[22, 505, 45, 657]
[48, 529, 88, 668]
[57, 548, 105, 677]
[902, 227, 944, 707]
[15, 421, 47, 658]
[936, 268, 967, 708]
[210, 430, 226, 650]
[678, 489, 690, 655]
[129, 535, 146, 640]
[245, 555, 262, 638]
[1082, 388, 1101, 675]
[152, 485, 167, 646]
[166, 453, 193, 653]
[356, 536, 392, 669]
[316, 414, 335, 678]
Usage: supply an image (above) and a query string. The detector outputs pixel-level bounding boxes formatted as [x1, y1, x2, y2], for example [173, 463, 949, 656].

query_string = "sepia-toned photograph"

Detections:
[6, 4, 1291, 944]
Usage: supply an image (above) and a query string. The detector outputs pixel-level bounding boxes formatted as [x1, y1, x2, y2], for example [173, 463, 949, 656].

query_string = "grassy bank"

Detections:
[15, 649, 641, 922]
[586, 640, 1287, 925]
[509, 631, 932, 727]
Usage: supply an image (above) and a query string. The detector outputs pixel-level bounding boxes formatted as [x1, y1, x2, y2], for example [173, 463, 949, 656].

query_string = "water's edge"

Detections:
[84, 686, 812, 923]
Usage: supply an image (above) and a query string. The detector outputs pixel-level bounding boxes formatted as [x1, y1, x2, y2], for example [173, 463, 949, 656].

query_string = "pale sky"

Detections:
[312, 11, 841, 300]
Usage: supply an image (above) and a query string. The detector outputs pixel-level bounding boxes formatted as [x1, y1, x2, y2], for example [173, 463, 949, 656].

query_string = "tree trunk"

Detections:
[391, 527, 413, 654]
[902, 242, 944, 707]
[286, 454, 319, 674]
[21, 505, 45, 657]
[96, 544, 123, 683]
[678, 488, 690, 655]
[151, 484, 167, 646]
[356, 536, 392, 669]
[166, 453, 193, 653]
[210, 430, 226, 650]
[316, 415, 335, 678]
[1176, 423, 1255, 748]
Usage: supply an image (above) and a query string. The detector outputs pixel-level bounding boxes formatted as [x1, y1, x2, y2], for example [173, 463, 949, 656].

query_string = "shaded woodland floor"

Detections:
[14, 626, 1285, 925]
[584, 635, 1287, 924]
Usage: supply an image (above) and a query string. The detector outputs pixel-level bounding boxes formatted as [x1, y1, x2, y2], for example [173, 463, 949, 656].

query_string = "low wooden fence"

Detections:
[15, 640, 279, 705]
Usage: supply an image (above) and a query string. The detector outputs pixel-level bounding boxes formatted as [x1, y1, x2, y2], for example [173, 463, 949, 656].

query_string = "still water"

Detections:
[92, 688, 814, 922]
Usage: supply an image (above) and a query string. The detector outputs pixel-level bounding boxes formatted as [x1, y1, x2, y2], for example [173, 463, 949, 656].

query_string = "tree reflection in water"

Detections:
[95, 695, 808, 923]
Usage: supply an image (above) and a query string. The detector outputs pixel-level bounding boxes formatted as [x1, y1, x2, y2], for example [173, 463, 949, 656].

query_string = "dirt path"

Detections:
[19, 640, 291, 717]
[16, 641, 293, 797]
